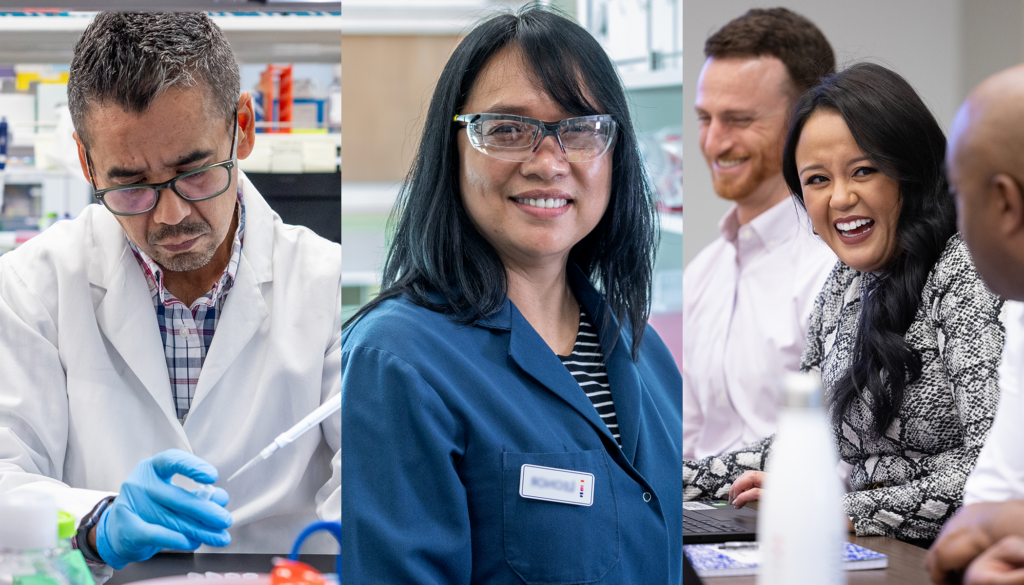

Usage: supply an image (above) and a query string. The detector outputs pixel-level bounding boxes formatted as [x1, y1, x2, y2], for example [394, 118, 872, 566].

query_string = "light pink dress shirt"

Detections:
[683, 197, 836, 460]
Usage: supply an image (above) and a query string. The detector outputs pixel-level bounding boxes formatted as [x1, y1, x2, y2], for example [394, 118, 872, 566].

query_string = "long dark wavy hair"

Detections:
[781, 63, 957, 436]
[344, 7, 659, 359]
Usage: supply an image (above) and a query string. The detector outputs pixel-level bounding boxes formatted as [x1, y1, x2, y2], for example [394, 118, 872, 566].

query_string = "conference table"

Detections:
[697, 502, 934, 584]
[701, 534, 933, 584]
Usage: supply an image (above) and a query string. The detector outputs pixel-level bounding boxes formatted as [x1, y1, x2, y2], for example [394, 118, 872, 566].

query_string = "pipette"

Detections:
[227, 392, 341, 482]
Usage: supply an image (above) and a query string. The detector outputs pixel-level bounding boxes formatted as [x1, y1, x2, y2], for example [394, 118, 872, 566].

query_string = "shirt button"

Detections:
[643, 492, 652, 502]
[179, 326, 189, 338]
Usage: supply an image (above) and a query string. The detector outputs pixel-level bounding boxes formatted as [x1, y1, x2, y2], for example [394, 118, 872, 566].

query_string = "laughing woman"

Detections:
[683, 63, 1004, 547]
[341, 8, 681, 584]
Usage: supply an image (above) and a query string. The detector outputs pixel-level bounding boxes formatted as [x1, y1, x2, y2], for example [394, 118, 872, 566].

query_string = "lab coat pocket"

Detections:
[503, 449, 619, 584]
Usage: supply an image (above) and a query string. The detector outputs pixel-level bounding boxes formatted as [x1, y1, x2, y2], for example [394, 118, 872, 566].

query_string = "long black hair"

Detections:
[781, 62, 957, 437]
[344, 6, 658, 359]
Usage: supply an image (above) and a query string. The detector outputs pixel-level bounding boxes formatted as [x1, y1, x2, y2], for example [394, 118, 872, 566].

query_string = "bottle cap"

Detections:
[780, 371, 824, 408]
[58, 510, 76, 539]
[0, 492, 58, 549]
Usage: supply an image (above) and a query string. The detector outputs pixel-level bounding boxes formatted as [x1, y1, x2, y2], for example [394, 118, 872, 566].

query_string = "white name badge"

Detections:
[519, 464, 594, 506]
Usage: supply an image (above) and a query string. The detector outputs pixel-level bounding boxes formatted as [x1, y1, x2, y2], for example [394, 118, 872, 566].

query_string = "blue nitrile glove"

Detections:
[96, 449, 232, 569]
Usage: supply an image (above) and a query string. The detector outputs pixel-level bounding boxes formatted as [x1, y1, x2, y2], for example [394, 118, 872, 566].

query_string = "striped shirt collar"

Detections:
[128, 189, 245, 307]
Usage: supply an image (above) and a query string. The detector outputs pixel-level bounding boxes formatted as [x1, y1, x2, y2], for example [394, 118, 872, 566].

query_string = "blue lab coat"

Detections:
[341, 266, 682, 583]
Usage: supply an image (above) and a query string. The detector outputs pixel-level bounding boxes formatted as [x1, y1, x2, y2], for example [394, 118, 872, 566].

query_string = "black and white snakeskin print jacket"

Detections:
[683, 234, 1005, 543]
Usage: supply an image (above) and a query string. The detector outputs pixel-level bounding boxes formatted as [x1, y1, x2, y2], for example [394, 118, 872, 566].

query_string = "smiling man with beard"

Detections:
[683, 8, 838, 460]
[0, 12, 339, 573]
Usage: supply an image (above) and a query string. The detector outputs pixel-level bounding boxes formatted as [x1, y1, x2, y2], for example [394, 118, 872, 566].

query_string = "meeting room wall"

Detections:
[683, 0, 1024, 268]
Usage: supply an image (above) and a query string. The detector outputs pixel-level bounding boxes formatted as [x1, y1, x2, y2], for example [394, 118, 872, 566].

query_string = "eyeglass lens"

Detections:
[102, 166, 232, 215]
[470, 117, 614, 162]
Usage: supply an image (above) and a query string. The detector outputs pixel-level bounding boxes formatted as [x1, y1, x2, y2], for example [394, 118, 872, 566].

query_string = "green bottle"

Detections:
[53, 512, 94, 585]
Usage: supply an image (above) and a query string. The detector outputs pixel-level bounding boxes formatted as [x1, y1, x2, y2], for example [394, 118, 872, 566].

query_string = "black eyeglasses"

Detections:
[86, 113, 239, 217]
[453, 113, 617, 163]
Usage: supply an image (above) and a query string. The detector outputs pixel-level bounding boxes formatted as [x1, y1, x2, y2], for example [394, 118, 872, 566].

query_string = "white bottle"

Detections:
[0, 492, 70, 585]
[757, 372, 846, 585]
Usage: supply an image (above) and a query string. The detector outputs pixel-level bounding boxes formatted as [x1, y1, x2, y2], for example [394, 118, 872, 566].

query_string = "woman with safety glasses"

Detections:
[340, 7, 681, 584]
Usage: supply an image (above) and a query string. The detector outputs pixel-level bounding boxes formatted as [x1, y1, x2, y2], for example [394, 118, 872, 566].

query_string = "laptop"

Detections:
[683, 500, 758, 544]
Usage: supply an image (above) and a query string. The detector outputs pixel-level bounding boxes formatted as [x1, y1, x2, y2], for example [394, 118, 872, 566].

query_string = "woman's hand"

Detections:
[728, 470, 856, 533]
[963, 535, 1024, 585]
[728, 471, 765, 508]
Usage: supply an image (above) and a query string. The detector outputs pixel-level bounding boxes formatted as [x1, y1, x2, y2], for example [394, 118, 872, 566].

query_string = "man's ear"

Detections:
[73, 131, 95, 188]
[991, 173, 1024, 237]
[235, 92, 256, 160]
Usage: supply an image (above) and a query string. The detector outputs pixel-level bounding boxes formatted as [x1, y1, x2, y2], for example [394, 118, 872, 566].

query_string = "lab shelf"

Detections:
[341, 182, 401, 214]
[341, 0, 510, 35]
[0, 11, 340, 64]
[0, 11, 341, 31]
[620, 68, 682, 91]
[660, 212, 682, 235]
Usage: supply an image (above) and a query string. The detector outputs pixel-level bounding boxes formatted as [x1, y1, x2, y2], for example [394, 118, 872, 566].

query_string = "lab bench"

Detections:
[106, 553, 337, 585]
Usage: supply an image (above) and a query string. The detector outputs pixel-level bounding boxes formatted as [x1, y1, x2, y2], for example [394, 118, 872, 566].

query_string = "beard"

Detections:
[147, 218, 218, 272]
[710, 148, 782, 202]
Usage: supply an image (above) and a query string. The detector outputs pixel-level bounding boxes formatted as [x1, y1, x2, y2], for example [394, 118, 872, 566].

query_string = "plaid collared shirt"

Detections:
[128, 191, 245, 423]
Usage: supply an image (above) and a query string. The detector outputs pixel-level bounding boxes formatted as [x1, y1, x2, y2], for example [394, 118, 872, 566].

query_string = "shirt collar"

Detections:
[718, 197, 809, 252]
[128, 188, 246, 306]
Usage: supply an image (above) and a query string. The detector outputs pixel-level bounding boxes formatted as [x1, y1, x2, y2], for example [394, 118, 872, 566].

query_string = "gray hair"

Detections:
[68, 12, 240, 146]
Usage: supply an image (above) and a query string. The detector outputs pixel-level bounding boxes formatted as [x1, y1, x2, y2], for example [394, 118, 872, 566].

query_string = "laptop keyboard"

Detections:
[684, 514, 746, 534]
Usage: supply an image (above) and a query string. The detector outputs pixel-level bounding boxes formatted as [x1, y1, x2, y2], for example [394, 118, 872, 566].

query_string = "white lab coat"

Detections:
[0, 172, 340, 554]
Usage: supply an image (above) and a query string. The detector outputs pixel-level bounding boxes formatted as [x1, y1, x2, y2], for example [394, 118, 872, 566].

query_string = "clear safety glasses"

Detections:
[453, 113, 617, 163]
[87, 113, 239, 217]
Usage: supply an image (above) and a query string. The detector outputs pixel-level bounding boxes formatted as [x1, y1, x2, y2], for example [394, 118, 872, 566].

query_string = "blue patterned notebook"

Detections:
[684, 541, 888, 577]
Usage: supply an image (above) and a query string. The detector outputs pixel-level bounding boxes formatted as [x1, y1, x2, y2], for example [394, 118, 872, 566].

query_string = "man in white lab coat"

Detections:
[0, 12, 340, 570]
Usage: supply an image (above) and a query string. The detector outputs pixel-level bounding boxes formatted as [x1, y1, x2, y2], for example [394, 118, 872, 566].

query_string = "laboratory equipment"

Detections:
[194, 484, 217, 501]
[186, 574, 260, 580]
[256, 65, 293, 134]
[228, 393, 340, 483]
[56, 512, 74, 550]
[54, 512, 94, 585]
[0, 492, 70, 585]
[272, 521, 340, 585]
[97, 449, 232, 570]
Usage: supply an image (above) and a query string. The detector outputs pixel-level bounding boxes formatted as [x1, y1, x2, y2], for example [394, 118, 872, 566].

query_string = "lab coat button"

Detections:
[179, 326, 189, 338]
[643, 492, 652, 502]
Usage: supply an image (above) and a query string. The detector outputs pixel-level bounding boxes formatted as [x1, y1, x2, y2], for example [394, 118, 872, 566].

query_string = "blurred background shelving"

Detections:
[0, 7, 340, 253]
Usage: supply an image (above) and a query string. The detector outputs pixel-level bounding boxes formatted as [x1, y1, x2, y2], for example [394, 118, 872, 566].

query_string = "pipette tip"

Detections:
[227, 455, 261, 483]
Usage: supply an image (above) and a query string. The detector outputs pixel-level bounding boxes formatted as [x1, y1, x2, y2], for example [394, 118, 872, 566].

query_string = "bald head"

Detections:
[948, 63, 1024, 299]
[950, 64, 1024, 180]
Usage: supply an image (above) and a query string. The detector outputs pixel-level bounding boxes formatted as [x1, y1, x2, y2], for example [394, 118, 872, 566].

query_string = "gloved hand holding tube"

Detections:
[93, 449, 233, 569]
